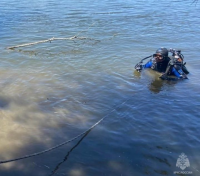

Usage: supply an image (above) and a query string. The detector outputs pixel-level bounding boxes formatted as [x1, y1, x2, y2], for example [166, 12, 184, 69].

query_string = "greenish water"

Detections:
[0, 0, 200, 176]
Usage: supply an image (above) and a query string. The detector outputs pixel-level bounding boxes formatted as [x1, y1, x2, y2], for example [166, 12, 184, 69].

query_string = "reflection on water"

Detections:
[133, 69, 177, 94]
[50, 130, 91, 176]
[0, 0, 200, 175]
[149, 78, 165, 94]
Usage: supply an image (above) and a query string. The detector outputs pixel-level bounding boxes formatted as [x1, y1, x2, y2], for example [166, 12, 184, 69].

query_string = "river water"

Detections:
[0, 0, 200, 176]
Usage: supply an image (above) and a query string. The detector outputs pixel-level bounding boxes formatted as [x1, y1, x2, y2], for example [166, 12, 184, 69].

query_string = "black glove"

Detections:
[159, 73, 168, 80]
[135, 62, 143, 72]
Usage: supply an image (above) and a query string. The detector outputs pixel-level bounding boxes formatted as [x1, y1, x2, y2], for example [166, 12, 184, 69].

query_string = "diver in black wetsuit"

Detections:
[160, 48, 189, 79]
[135, 47, 189, 80]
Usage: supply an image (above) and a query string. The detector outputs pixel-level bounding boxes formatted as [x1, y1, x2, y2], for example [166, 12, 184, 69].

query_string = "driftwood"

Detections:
[7, 36, 89, 50]
[7, 23, 97, 50]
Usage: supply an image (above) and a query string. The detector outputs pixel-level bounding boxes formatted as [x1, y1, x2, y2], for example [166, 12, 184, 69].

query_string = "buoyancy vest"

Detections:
[151, 57, 170, 73]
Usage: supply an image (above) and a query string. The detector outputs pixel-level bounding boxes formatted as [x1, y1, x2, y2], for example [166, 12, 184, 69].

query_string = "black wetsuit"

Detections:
[144, 57, 170, 73]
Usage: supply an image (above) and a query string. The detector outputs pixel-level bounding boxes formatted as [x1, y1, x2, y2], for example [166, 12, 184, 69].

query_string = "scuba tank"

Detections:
[169, 49, 189, 74]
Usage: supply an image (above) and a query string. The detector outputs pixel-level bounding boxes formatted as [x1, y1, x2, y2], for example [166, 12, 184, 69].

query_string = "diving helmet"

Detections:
[153, 47, 168, 62]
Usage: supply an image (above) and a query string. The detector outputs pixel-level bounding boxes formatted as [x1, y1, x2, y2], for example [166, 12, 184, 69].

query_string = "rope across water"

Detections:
[0, 97, 131, 164]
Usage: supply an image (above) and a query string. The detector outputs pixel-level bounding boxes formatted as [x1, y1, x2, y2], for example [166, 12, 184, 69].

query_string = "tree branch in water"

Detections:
[7, 36, 92, 50]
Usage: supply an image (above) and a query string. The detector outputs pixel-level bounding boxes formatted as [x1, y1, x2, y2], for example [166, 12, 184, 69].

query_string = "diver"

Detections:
[135, 47, 189, 80]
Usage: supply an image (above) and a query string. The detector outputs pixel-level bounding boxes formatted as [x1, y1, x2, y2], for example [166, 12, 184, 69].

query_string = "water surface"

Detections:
[0, 0, 200, 175]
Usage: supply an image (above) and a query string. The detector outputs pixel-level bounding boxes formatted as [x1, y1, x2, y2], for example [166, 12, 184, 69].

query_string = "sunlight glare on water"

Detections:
[0, 0, 200, 175]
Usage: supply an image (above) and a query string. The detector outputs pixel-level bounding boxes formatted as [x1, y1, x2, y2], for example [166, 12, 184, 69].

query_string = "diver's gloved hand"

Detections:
[135, 62, 143, 72]
[179, 74, 188, 79]
[159, 73, 168, 80]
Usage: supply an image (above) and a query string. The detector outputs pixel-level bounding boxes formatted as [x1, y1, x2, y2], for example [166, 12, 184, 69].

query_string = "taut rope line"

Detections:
[0, 97, 131, 164]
